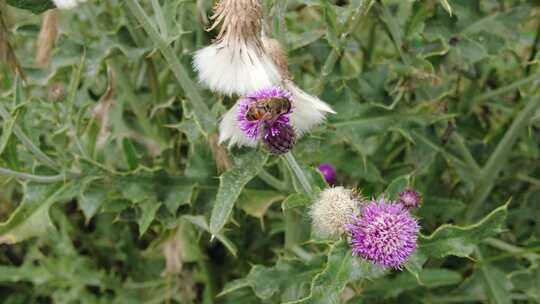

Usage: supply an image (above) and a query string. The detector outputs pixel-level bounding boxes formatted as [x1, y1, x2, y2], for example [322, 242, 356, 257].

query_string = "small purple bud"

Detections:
[398, 189, 422, 209]
[318, 163, 336, 185]
[262, 122, 295, 155]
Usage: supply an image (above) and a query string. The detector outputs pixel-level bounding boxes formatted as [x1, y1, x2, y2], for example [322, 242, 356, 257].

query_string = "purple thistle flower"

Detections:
[237, 86, 293, 142]
[318, 163, 337, 185]
[347, 197, 419, 269]
[399, 189, 422, 209]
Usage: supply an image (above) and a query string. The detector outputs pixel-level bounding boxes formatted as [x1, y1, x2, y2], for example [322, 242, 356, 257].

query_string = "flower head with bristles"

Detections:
[310, 187, 362, 239]
[193, 0, 281, 95]
[211, 9, 337, 148]
[398, 189, 422, 209]
[347, 197, 419, 269]
[237, 86, 292, 141]
[210, 0, 263, 48]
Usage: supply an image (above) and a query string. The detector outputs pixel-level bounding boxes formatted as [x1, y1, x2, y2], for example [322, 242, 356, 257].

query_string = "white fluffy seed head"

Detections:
[193, 0, 282, 96]
[309, 187, 361, 239]
[53, 0, 86, 9]
[210, 3, 335, 147]
[193, 42, 282, 96]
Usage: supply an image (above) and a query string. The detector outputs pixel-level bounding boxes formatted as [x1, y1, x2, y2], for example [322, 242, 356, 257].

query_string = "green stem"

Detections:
[467, 96, 540, 222]
[472, 72, 540, 103]
[258, 169, 288, 192]
[451, 133, 481, 173]
[282, 153, 314, 250]
[516, 174, 540, 187]
[484, 237, 539, 262]
[0, 167, 68, 183]
[124, 0, 216, 135]
[283, 152, 314, 199]
[0, 105, 58, 170]
[284, 209, 301, 249]
[198, 258, 216, 304]
[150, 0, 168, 38]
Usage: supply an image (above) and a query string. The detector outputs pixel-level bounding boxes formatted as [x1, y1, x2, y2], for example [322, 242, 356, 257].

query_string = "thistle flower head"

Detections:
[237, 86, 292, 141]
[212, 7, 337, 146]
[210, 0, 263, 47]
[193, 0, 281, 95]
[347, 197, 419, 269]
[398, 189, 422, 209]
[318, 163, 337, 185]
[310, 187, 361, 239]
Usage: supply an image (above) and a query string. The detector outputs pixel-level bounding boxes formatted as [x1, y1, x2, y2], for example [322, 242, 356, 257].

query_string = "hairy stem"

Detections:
[258, 169, 289, 192]
[283, 152, 314, 251]
[283, 152, 314, 199]
[0, 167, 68, 183]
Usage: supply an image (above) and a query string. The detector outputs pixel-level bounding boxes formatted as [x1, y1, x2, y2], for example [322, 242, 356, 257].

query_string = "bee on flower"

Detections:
[220, 86, 294, 154]
[193, 0, 335, 152]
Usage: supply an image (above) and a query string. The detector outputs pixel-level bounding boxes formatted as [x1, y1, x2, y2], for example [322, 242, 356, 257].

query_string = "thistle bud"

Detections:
[318, 163, 337, 185]
[398, 189, 422, 209]
[262, 122, 295, 155]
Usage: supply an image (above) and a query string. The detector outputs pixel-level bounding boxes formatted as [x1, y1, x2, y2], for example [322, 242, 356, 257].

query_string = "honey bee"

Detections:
[245, 97, 292, 122]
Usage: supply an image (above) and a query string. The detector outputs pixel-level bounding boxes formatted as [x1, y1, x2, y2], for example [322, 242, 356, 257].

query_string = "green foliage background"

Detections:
[1, 0, 540, 303]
